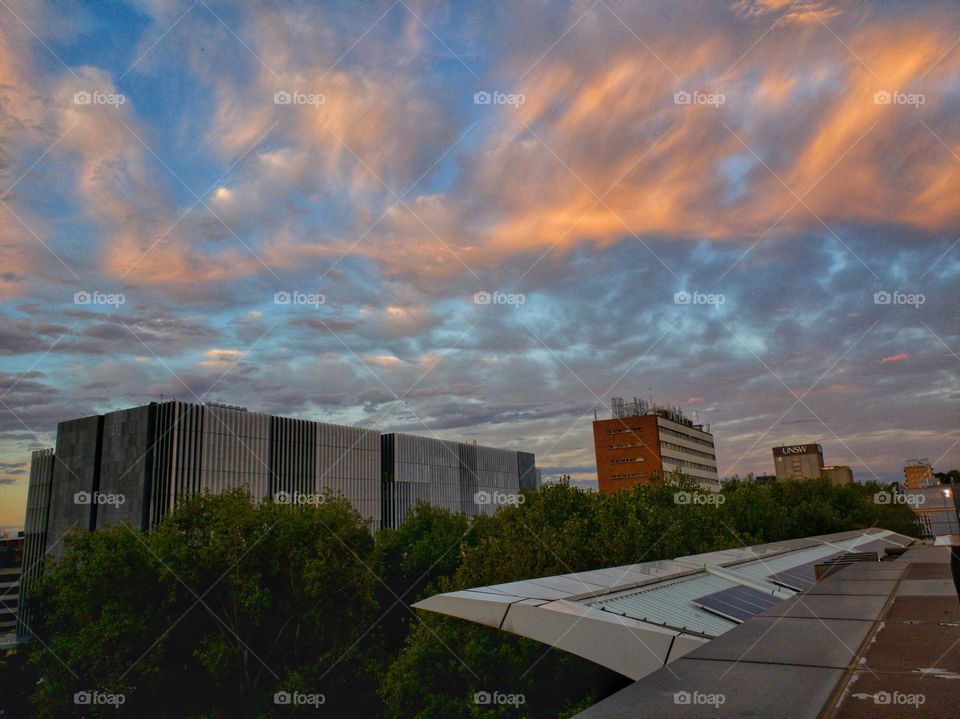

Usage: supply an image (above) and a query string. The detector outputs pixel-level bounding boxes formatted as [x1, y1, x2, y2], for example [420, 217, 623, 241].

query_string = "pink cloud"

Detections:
[881, 353, 909, 363]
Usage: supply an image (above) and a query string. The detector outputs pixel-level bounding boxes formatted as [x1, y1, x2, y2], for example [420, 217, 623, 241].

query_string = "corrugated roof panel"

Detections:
[586, 574, 740, 637]
[734, 544, 842, 583]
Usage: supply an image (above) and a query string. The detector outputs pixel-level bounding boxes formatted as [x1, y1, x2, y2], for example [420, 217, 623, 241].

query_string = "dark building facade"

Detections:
[381, 433, 538, 529]
[19, 401, 537, 638]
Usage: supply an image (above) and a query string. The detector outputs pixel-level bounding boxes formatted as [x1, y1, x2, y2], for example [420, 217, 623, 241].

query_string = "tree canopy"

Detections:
[11, 475, 919, 718]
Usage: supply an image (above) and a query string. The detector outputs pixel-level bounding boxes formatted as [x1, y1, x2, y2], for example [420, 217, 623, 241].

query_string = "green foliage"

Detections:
[18, 476, 920, 719]
[28, 489, 381, 718]
[381, 477, 920, 718]
[370, 502, 471, 650]
[935, 469, 960, 484]
[0, 645, 37, 717]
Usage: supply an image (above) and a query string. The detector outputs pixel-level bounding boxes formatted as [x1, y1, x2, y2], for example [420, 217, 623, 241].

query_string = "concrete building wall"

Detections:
[46, 416, 102, 558]
[772, 443, 824, 481]
[382, 433, 532, 528]
[472, 445, 522, 517]
[312, 421, 380, 528]
[518, 451, 538, 491]
[96, 405, 151, 530]
[821, 465, 853, 486]
[657, 417, 718, 483]
[18, 450, 53, 638]
[201, 405, 271, 499]
[383, 433, 461, 528]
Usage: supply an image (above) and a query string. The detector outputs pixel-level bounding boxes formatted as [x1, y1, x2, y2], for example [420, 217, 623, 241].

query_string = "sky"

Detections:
[0, 0, 958, 526]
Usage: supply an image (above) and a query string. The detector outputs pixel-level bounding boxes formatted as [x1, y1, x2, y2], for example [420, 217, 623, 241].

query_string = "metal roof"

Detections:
[413, 528, 915, 680]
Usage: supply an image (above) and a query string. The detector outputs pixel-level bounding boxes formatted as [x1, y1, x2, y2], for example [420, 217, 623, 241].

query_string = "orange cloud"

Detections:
[880, 353, 909, 363]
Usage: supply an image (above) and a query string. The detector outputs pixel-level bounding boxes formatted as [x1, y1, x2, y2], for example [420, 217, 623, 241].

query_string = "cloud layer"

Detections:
[0, 0, 957, 523]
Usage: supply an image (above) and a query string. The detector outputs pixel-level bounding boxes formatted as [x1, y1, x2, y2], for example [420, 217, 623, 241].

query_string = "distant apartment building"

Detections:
[902, 485, 960, 539]
[381, 433, 537, 529]
[19, 401, 537, 638]
[821, 465, 854, 486]
[772, 443, 825, 481]
[593, 398, 718, 493]
[0, 532, 24, 640]
[903, 459, 936, 488]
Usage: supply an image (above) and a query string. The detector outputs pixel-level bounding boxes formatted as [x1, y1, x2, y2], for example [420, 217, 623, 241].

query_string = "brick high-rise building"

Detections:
[904, 459, 935, 489]
[593, 399, 718, 493]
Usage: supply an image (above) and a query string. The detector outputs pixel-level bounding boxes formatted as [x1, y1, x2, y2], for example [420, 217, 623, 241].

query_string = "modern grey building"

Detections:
[381, 433, 538, 529]
[19, 401, 536, 637]
[902, 484, 960, 538]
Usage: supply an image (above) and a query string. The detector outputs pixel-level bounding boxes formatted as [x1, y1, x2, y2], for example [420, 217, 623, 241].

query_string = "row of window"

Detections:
[607, 441, 645, 449]
[662, 457, 717, 472]
[661, 441, 716, 462]
[609, 457, 646, 464]
[611, 472, 648, 480]
[658, 426, 715, 448]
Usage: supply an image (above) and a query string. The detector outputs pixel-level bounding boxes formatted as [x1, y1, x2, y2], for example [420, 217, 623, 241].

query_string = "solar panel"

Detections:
[693, 585, 784, 623]
[769, 565, 817, 592]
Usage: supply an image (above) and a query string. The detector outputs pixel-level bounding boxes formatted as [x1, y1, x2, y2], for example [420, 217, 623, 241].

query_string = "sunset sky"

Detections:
[1, 0, 958, 526]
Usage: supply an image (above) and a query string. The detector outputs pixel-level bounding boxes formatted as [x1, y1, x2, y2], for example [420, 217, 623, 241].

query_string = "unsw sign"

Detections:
[773, 443, 820, 457]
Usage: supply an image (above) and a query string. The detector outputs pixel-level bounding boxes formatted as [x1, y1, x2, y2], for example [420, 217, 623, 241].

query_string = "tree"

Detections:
[934, 469, 960, 484]
[371, 502, 471, 651]
[0, 645, 38, 717]
[382, 477, 920, 717]
[28, 489, 382, 718]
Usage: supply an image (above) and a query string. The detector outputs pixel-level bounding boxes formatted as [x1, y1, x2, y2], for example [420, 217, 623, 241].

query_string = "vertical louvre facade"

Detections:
[17, 449, 54, 638]
[380, 433, 538, 529]
[19, 402, 535, 636]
